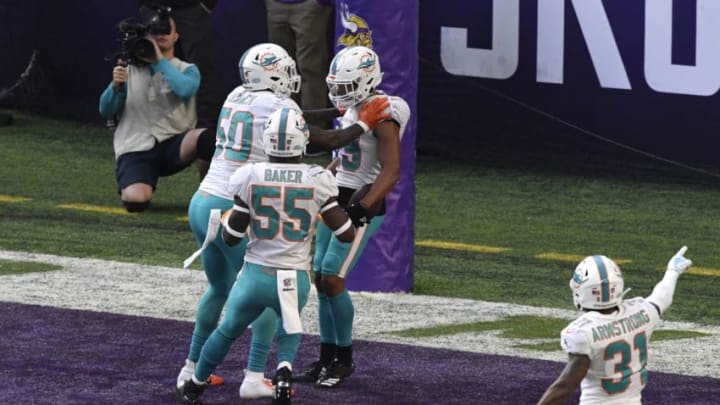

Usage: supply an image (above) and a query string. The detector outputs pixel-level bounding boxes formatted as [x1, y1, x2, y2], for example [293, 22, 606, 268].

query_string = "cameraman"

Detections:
[99, 16, 215, 213]
[139, 0, 222, 129]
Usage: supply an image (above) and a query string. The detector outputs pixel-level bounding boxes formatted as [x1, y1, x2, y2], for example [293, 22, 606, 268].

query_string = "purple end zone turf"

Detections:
[0, 302, 717, 404]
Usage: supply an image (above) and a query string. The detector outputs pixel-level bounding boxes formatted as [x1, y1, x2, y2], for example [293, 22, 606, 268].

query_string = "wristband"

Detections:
[320, 201, 339, 213]
[222, 217, 245, 239]
[232, 204, 249, 214]
[333, 219, 353, 236]
[356, 120, 370, 133]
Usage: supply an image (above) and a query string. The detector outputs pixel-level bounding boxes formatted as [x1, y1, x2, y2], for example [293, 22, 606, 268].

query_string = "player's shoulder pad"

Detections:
[623, 297, 645, 307]
[560, 321, 592, 355]
[229, 163, 256, 185]
[371, 93, 410, 130]
[225, 85, 246, 102]
[308, 164, 333, 180]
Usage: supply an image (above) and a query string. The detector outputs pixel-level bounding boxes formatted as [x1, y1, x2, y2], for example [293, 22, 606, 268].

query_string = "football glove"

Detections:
[357, 96, 391, 131]
[346, 203, 370, 227]
[667, 246, 692, 274]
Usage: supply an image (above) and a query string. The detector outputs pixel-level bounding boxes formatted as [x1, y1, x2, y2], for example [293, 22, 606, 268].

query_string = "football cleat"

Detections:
[272, 366, 293, 405]
[175, 379, 206, 404]
[176, 360, 224, 389]
[239, 377, 274, 399]
[315, 359, 355, 389]
[206, 374, 224, 386]
[294, 361, 324, 383]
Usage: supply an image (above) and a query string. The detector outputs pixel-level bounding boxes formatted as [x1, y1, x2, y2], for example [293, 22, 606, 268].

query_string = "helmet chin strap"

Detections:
[619, 288, 632, 300]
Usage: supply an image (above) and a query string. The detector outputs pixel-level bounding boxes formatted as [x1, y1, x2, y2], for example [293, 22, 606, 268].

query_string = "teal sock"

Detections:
[247, 308, 277, 372]
[188, 287, 227, 361]
[318, 291, 337, 344]
[195, 329, 234, 381]
[276, 331, 302, 366]
[328, 290, 354, 347]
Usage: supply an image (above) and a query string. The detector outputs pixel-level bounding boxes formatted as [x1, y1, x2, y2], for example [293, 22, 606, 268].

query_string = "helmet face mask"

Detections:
[326, 46, 382, 109]
[569, 255, 625, 311]
[239, 43, 301, 97]
[262, 108, 309, 158]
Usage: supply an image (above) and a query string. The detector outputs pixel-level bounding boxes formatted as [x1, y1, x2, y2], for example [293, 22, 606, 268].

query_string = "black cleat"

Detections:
[293, 361, 324, 383]
[315, 359, 355, 389]
[175, 379, 206, 404]
[272, 366, 293, 405]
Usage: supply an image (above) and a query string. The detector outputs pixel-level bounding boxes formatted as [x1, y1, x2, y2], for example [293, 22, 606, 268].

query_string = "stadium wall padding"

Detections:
[333, 1, 418, 293]
[3, 1, 720, 170]
[418, 0, 720, 170]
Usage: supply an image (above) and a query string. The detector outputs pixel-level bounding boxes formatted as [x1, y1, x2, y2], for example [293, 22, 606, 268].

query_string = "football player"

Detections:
[177, 108, 355, 405]
[299, 46, 412, 388]
[176, 43, 390, 400]
[537, 247, 693, 405]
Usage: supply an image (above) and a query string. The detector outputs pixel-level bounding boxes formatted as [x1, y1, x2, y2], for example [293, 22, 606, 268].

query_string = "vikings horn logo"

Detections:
[338, 2, 373, 48]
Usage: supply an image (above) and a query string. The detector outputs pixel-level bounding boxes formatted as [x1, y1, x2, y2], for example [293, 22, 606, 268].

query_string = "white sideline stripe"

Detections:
[0, 249, 718, 379]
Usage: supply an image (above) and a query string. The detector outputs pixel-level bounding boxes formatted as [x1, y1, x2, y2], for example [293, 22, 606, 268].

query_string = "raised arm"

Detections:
[153, 58, 201, 100]
[303, 107, 342, 127]
[308, 96, 391, 151]
[647, 246, 692, 316]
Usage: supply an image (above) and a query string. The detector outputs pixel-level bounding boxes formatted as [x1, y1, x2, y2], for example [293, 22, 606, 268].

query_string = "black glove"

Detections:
[346, 203, 370, 227]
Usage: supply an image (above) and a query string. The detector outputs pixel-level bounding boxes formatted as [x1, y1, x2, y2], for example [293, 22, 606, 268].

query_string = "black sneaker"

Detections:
[272, 366, 293, 405]
[293, 361, 324, 383]
[175, 379, 206, 404]
[315, 359, 355, 389]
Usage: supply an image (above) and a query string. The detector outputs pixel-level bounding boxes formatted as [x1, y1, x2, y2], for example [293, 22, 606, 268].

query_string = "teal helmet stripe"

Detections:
[592, 255, 610, 302]
[278, 108, 289, 151]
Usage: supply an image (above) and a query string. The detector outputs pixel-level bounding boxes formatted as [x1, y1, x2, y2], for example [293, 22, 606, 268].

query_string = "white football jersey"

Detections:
[199, 87, 300, 199]
[560, 297, 662, 405]
[227, 162, 338, 270]
[334, 93, 411, 189]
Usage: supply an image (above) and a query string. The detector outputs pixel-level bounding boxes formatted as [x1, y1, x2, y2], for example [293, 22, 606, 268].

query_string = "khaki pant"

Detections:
[265, 0, 333, 113]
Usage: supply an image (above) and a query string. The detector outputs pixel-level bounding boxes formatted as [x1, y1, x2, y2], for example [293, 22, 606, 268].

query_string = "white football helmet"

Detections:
[326, 46, 383, 109]
[262, 108, 309, 158]
[238, 43, 301, 96]
[569, 255, 625, 310]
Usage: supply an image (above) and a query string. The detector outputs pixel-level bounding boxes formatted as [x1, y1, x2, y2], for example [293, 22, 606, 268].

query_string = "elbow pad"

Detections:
[646, 270, 680, 314]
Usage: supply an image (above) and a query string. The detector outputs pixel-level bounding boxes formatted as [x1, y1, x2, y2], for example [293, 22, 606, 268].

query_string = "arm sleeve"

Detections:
[646, 270, 681, 315]
[98, 83, 126, 118]
[152, 59, 201, 100]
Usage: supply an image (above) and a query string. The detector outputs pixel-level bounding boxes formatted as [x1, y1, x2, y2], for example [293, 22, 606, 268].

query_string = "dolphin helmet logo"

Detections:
[255, 52, 280, 71]
[358, 54, 376, 72]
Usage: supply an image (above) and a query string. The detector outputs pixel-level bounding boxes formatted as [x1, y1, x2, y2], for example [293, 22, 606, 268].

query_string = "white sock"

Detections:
[184, 359, 196, 369]
[244, 370, 265, 383]
[192, 375, 207, 386]
[277, 361, 292, 372]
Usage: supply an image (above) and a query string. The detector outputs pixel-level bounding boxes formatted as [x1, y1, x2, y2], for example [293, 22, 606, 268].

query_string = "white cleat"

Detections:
[239, 377, 274, 399]
[176, 360, 195, 389]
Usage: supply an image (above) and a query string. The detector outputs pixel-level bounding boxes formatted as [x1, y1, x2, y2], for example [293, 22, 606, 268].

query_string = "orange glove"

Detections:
[357, 96, 391, 131]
